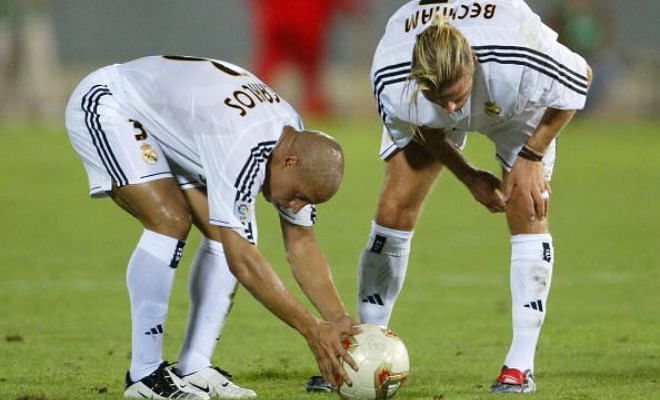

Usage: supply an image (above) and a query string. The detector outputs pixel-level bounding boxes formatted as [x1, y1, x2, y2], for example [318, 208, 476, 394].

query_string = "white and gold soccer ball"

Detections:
[339, 324, 409, 400]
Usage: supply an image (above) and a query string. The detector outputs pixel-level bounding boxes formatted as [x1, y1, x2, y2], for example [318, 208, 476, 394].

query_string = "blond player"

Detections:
[359, 0, 592, 393]
[65, 55, 359, 399]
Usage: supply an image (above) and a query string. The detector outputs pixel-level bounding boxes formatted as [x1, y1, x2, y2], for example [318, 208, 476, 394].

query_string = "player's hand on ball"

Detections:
[334, 315, 363, 372]
[308, 316, 361, 387]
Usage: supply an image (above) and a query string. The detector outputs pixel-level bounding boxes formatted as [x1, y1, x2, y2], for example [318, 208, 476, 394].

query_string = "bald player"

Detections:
[65, 55, 358, 399]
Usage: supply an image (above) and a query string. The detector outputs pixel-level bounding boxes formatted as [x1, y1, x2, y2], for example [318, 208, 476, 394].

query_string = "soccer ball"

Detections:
[339, 324, 409, 400]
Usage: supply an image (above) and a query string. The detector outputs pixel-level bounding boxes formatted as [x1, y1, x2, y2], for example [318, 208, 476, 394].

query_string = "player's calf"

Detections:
[499, 234, 553, 386]
[358, 221, 413, 327]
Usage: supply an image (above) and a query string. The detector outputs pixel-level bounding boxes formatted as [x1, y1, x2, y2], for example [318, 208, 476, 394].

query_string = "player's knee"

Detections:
[376, 199, 420, 231]
[144, 209, 192, 240]
[506, 189, 546, 222]
[167, 212, 193, 238]
[506, 186, 527, 207]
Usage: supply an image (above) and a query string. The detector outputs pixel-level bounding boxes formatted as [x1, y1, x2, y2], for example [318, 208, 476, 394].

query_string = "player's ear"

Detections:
[283, 155, 299, 168]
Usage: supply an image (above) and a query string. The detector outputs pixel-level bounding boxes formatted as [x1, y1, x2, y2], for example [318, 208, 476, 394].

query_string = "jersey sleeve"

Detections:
[195, 128, 265, 244]
[275, 204, 317, 226]
[519, 40, 590, 110]
[372, 55, 418, 149]
[516, 4, 590, 110]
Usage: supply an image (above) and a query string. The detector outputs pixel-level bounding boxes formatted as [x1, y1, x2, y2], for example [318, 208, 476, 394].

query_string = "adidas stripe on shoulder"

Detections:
[473, 45, 589, 95]
[372, 62, 412, 124]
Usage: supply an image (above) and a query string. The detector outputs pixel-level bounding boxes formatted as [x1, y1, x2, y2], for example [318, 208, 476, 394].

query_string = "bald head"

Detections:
[292, 129, 344, 203]
[269, 126, 344, 206]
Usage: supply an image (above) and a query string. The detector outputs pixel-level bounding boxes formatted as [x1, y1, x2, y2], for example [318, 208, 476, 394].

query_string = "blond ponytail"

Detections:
[408, 13, 474, 102]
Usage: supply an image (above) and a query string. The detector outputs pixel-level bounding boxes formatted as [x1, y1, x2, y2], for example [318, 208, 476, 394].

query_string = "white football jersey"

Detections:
[104, 55, 315, 244]
[372, 0, 590, 154]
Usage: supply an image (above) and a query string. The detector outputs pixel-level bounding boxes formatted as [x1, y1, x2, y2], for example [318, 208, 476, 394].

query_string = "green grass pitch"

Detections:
[0, 117, 658, 399]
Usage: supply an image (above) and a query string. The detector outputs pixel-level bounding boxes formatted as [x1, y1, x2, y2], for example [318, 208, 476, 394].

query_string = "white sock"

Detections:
[503, 233, 554, 373]
[176, 238, 238, 375]
[127, 229, 185, 381]
[357, 221, 412, 327]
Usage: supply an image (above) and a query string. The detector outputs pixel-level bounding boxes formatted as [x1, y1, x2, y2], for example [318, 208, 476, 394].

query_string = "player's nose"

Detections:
[444, 101, 457, 113]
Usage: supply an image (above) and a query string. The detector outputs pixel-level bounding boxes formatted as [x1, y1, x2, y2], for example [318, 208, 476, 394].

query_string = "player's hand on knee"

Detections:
[504, 159, 549, 220]
[466, 169, 506, 213]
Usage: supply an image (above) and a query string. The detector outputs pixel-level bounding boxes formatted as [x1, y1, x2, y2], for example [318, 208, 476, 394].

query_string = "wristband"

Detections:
[518, 145, 544, 162]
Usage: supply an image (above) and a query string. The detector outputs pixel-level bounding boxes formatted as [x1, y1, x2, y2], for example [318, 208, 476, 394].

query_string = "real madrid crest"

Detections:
[484, 101, 501, 117]
[141, 143, 159, 164]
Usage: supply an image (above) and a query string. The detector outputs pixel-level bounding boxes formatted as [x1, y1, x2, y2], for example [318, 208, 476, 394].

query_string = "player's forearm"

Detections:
[282, 225, 348, 320]
[416, 127, 476, 184]
[219, 227, 319, 340]
[289, 247, 348, 321]
[525, 108, 576, 154]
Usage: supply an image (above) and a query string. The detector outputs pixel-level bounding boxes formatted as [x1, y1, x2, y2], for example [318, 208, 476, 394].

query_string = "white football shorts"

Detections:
[379, 108, 556, 180]
[65, 67, 202, 198]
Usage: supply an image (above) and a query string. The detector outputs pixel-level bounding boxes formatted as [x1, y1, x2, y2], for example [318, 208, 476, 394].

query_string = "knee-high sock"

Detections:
[504, 234, 554, 373]
[357, 222, 413, 327]
[176, 238, 238, 375]
[127, 229, 185, 381]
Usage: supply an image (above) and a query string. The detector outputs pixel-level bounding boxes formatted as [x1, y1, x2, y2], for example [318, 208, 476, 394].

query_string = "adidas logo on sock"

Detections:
[170, 241, 185, 268]
[542, 242, 552, 262]
[370, 235, 387, 254]
[523, 300, 544, 312]
[362, 293, 384, 306]
[145, 324, 164, 336]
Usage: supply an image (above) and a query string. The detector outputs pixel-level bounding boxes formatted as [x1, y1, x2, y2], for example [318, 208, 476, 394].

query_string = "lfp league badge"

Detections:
[235, 201, 251, 223]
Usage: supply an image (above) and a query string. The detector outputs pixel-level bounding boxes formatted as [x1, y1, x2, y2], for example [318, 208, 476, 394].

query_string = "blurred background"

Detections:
[0, 0, 658, 123]
[1, 3, 658, 398]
